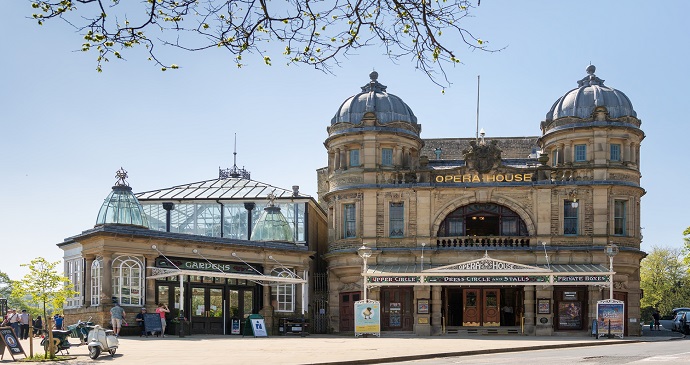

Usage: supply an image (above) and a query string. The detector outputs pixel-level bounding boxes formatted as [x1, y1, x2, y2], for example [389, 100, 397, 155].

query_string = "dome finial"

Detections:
[577, 64, 605, 87]
[115, 167, 129, 187]
[369, 70, 378, 81]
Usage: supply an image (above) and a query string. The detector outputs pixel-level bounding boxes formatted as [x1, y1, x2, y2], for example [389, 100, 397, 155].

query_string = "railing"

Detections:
[436, 236, 531, 248]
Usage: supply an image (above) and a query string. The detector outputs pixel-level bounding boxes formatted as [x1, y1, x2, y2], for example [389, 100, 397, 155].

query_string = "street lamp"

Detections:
[358, 243, 373, 302]
[605, 243, 619, 300]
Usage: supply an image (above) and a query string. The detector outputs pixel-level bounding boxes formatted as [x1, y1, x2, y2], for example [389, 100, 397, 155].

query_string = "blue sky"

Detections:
[2, 1, 688, 279]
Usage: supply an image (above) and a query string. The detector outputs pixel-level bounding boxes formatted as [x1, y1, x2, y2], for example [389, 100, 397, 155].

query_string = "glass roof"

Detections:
[251, 206, 293, 242]
[135, 177, 308, 201]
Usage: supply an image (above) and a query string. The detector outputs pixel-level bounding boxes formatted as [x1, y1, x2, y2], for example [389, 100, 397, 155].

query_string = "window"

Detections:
[344, 204, 356, 238]
[564, 201, 578, 235]
[574, 144, 587, 162]
[614, 200, 627, 236]
[382, 148, 393, 166]
[610, 144, 621, 161]
[91, 258, 102, 306]
[349, 149, 360, 167]
[389, 202, 404, 237]
[65, 258, 83, 308]
[112, 255, 144, 306]
[271, 268, 295, 312]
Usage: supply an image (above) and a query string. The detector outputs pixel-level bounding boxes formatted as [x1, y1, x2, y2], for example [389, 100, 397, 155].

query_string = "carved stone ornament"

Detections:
[462, 140, 502, 173]
[426, 252, 547, 272]
[340, 282, 362, 292]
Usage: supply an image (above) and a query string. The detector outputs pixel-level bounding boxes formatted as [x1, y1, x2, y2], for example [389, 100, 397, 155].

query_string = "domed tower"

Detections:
[96, 168, 149, 228]
[318, 72, 424, 242]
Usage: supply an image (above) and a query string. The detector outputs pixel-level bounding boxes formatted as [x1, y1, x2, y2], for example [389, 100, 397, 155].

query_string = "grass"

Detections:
[18, 354, 75, 362]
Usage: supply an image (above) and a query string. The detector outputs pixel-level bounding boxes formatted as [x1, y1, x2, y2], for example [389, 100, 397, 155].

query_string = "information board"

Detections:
[249, 319, 268, 337]
[0, 327, 25, 360]
[354, 300, 381, 337]
[597, 300, 625, 338]
[143, 313, 163, 335]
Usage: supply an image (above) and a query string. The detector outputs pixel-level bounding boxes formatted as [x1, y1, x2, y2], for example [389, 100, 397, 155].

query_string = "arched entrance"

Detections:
[437, 203, 529, 237]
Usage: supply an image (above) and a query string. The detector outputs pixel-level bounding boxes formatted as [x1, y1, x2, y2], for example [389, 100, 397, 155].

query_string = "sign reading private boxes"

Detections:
[596, 300, 625, 338]
[354, 300, 381, 337]
[0, 327, 25, 360]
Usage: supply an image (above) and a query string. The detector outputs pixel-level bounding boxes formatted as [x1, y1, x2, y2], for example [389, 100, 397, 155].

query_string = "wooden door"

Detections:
[339, 292, 360, 331]
[463, 289, 480, 326]
[482, 288, 500, 326]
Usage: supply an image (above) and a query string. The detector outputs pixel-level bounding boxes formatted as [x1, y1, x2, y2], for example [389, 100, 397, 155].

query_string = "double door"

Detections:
[462, 288, 500, 326]
[189, 285, 255, 335]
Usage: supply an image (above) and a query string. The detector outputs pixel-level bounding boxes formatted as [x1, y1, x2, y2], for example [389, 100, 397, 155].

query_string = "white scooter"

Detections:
[86, 324, 119, 359]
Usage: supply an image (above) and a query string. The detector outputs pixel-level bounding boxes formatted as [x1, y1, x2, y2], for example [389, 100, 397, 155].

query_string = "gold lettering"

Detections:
[435, 176, 444, 183]
[496, 174, 505, 182]
[505, 174, 514, 182]
[454, 175, 461, 182]
[523, 173, 533, 181]
[514, 174, 523, 182]
[472, 175, 481, 183]
[445, 175, 453, 182]
[484, 174, 495, 182]
[463, 174, 471, 182]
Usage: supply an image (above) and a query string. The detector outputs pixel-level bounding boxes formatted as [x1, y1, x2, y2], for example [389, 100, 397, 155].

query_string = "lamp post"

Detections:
[358, 244, 373, 302]
[605, 243, 619, 300]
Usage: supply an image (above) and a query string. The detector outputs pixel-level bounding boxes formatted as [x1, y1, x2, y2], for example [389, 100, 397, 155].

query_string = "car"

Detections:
[672, 311, 688, 332]
[679, 312, 690, 335]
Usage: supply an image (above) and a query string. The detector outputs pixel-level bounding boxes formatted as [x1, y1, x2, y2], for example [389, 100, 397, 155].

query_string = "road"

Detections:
[390, 338, 689, 365]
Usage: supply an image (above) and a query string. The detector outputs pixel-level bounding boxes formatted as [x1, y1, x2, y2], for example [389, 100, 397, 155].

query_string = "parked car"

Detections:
[679, 312, 690, 335]
[672, 311, 688, 332]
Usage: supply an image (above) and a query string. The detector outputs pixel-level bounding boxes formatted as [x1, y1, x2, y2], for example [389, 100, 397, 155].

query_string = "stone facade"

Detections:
[318, 69, 645, 336]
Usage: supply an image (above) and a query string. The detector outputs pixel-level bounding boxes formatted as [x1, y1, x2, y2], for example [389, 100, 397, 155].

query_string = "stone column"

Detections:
[564, 142, 572, 164]
[414, 285, 431, 336]
[145, 255, 158, 307]
[524, 286, 536, 335]
[630, 143, 637, 166]
[260, 265, 275, 333]
[431, 286, 442, 335]
[624, 141, 631, 163]
[101, 252, 113, 306]
[535, 286, 554, 336]
[334, 148, 341, 171]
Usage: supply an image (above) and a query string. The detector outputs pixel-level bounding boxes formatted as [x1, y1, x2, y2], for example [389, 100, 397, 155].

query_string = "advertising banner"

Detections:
[597, 300, 625, 338]
[354, 300, 381, 337]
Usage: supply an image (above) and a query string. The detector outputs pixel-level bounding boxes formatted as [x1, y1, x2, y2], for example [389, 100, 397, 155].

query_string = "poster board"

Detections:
[596, 299, 625, 338]
[143, 313, 163, 335]
[243, 314, 267, 337]
[230, 319, 241, 335]
[0, 327, 25, 360]
[354, 300, 381, 337]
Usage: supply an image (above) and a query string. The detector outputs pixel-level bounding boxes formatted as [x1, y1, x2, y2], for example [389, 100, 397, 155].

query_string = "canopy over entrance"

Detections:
[364, 252, 611, 287]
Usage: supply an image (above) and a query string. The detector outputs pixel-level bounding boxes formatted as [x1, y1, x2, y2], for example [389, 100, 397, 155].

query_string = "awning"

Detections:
[147, 267, 307, 285]
[363, 253, 612, 287]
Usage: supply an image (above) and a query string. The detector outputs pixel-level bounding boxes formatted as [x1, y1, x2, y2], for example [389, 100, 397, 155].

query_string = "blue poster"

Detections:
[597, 300, 625, 338]
[354, 301, 381, 336]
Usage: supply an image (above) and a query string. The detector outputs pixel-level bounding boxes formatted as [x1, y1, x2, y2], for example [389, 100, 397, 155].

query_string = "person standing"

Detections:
[135, 308, 148, 337]
[110, 303, 126, 337]
[54, 314, 64, 330]
[7, 309, 21, 336]
[33, 316, 43, 337]
[19, 310, 30, 340]
[652, 309, 661, 331]
[156, 303, 170, 337]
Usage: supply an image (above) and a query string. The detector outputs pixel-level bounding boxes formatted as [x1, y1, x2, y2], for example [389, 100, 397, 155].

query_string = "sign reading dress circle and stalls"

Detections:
[0, 326, 25, 360]
[354, 300, 381, 337]
[596, 299, 625, 338]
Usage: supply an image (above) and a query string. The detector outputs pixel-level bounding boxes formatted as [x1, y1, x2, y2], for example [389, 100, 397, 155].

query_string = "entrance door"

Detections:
[462, 288, 501, 326]
[381, 287, 413, 331]
[482, 289, 500, 326]
[339, 292, 360, 331]
[462, 289, 480, 326]
[190, 286, 224, 334]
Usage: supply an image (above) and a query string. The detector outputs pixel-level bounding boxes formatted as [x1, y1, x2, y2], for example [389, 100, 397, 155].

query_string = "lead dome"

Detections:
[545, 65, 636, 121]
[331, 71, 417, 126]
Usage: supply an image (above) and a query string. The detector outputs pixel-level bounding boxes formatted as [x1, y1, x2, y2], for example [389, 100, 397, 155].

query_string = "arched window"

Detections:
[91, 257, 102, 306]
[112, 255, 144, 306]
[271, 268, 295, 312]
[437, 203, 528, 237]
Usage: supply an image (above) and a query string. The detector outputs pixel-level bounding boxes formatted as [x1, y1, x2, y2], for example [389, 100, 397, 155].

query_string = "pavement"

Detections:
[4, 324, 683, 365]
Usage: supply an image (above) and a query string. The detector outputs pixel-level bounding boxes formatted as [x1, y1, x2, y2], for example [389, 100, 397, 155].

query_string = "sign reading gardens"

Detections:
[155, 257, 257, 275]
[435, 173, 534, 183]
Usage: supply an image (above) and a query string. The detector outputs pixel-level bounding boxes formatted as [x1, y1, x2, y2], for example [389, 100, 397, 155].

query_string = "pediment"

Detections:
[425, 252, 548, 273]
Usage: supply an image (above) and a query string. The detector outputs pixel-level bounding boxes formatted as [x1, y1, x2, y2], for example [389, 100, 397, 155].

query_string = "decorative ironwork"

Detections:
[429, 253, 545, 272]
[219, 133, 251, 179]
[115, 167, 129, 186]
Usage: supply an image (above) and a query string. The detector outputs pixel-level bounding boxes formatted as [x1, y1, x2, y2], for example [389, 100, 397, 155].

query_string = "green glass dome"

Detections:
[96, 169, 149, 228]
[251, 205, 293, 242]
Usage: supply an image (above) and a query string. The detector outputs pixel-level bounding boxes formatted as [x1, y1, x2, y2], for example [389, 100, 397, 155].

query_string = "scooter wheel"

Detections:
[109, 347, 117, 356]
[89, 346, 101, 359]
